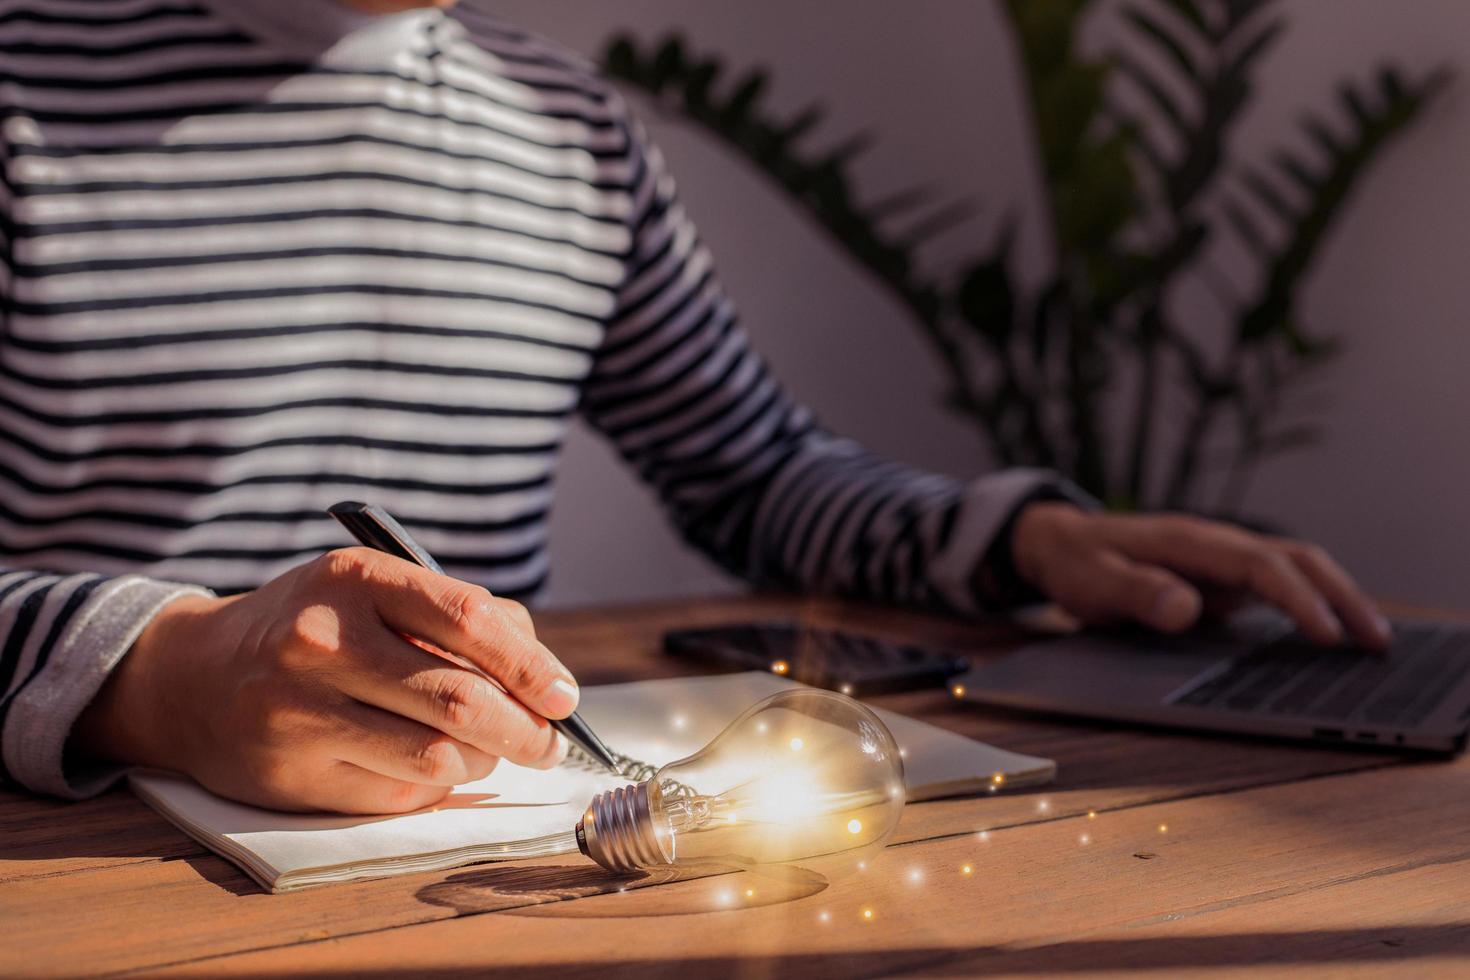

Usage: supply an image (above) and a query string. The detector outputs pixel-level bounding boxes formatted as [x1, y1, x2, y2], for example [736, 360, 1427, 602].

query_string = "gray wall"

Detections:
[478, 1, 1470, 611]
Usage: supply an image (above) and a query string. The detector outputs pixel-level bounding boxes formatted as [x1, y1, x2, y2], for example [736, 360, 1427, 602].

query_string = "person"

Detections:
[0, 0, 1390, 815]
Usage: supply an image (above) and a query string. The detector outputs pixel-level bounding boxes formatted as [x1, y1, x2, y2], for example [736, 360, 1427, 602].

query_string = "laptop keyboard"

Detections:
[1169, 622, 1470, 728]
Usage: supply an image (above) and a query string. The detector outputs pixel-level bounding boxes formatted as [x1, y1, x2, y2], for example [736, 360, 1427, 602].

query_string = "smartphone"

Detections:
[662, 622, 969, 696]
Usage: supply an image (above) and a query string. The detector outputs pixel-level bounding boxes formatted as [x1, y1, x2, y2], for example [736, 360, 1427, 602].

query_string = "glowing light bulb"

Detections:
[576, 690, 906, 873]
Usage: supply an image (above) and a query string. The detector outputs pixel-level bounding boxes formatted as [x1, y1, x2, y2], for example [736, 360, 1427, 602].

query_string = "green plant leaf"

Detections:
[1239, 163, 1295, 220]
[956, 246, 1016, 347]
[1121, 3, 1203, 85]
[1219, 19, 1285, 86]
[651, 36, 688, 91]
[1298, 112, 1344, 161]
[1238, 66, 1451, 344]
[720, 71, 767, 126]
[781, 105, 826, 142]
[1158, 0, 1212, 38]
[1113, 51, 1193, 141]
[1272, 149, 1320, 194]
[604, 36, 638, 81]
[1221, 195, 1270, 256]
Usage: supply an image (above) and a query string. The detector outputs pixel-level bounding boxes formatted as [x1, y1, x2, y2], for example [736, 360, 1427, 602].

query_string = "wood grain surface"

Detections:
[2, 595, 1466, 978]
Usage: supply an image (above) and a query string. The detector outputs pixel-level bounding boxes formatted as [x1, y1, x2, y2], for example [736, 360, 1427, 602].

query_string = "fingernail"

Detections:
[552, 732, 570, 765]
[543, 677, 579, 717]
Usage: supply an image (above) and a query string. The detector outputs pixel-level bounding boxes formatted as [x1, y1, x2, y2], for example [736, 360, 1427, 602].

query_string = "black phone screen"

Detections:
[662, 622, 969, 696]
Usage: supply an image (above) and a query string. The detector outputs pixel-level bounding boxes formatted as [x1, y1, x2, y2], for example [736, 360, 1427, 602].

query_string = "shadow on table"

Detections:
[0, 789, 204, 867]
[417, 862, 827, 918]
[241, 925, 1470, 977]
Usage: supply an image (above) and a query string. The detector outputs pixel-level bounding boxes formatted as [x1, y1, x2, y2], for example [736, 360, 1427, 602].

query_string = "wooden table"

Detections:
[5, 595, 1470, 977]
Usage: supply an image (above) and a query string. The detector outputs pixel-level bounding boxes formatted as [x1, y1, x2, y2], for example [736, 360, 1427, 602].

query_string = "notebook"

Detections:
[130, 671, 1054, 892]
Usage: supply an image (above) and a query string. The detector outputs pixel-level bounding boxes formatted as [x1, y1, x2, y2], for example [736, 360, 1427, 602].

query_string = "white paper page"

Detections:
[576, 672, 1055, 799]
[131, 672, 1054, 887]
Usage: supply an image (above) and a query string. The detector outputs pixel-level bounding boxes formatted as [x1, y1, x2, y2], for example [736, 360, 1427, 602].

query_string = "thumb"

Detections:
[1091, 551, 1204, 633]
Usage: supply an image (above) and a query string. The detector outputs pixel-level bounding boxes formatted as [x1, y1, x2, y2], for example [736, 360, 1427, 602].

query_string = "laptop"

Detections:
[958, 613, 1470, 753]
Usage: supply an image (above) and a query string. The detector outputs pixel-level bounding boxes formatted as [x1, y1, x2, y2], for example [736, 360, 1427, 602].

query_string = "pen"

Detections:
[327, 500, 622, 774]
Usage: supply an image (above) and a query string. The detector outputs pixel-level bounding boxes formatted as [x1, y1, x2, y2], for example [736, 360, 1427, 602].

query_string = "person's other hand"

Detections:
[1009, 503, 1392, 649]
[74, 548, 577, 814]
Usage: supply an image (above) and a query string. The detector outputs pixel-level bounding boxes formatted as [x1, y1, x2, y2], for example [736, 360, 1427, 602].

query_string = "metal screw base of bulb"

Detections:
[576, 779, 670, 872]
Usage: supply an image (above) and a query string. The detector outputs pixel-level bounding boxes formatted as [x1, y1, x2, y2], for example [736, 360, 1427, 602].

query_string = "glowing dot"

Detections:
[907, 868, 923, 884]
[847, 818, 863, 834]
[617, 886, 627, 893]
[961, 864, 973, 876]
[839, 684, 854, 696]
[862, 908, 874, 921]
[717, 890, 734, 906]
[991, 773, 1005, 785]
[771, 660, 790, 675]
[977, 831, 990, 842]
[1037, 799, 1051, 814]
[1158, 823, 1169, 834]
[671, 714, 687, 731]
[951, 683, 966, 698]
[1079, 834, 1091, 846]
[858, 860, 868, 870]
[789, 737, 804, 751]
[756, 721, 769, 734]
[899, 748, 908, 759]
[1088, 810, 1097, 820]
[745, 888, 755, 898]
[818, 911, 831, 923]
[727, 813, 739, 824]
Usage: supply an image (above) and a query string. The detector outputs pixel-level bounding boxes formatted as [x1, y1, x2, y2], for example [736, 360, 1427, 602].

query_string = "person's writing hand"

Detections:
[1009, 503, 1392, 649]
[75, 548, 577, 813]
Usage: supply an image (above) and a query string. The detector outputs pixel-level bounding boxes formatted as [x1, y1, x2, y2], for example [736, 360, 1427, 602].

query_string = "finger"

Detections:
[315, 761, 452, 815]
[1039, 545, 1203, 633]
[331, 629, 567, 768]
[321, 549, 577, 719]
[1098, 517, 1346, 645]
[493, 596, 538, 639]
[328, 701, 502, 787]
[1089, 551, 1204, 633]
[1286, 543, 1392, 649]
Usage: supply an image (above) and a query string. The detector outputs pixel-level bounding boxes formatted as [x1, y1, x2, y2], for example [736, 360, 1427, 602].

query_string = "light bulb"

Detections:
[575, 689, 905, 872]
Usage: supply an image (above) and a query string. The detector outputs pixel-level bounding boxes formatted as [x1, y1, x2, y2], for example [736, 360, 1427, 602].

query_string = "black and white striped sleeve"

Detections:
[0, 163, 210, 799]
[581, 117, 1092, 612]
[0, 573, 210, 799]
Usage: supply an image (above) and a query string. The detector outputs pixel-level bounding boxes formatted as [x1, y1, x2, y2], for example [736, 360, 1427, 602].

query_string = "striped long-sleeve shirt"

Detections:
[0, 0, 1080, 799]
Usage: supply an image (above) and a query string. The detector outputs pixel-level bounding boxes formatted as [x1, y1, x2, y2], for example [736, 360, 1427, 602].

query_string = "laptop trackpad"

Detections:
[966, 635, 1230, 708]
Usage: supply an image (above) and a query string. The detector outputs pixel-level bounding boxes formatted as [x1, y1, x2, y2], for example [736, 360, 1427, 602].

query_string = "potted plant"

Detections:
[602, 0, 1447, 514]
